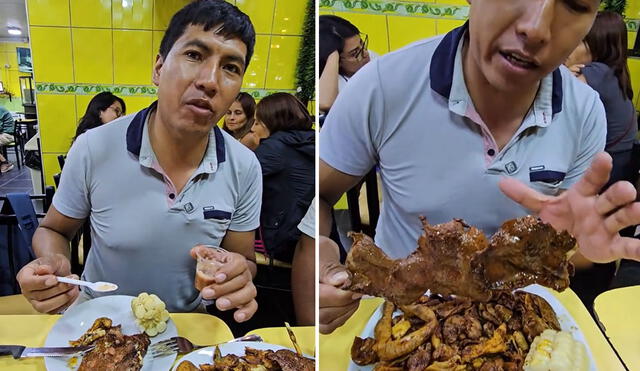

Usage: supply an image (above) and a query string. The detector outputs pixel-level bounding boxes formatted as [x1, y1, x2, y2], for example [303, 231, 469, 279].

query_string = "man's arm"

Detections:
[33, 206, 85, 259]
[221, 230, 257, 277]
[319, 51, 340, 112]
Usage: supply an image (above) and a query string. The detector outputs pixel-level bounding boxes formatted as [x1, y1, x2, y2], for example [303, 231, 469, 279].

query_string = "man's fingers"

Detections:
[595, 181, 637, 215]
[604, 202, 640, 234]
[498, 177, 550, 213]
[233, 299, 258, 323]
[319, 302, 360, 334]
[573, 152, 612, 197]
[213, 253, 247, 283]
[202, 271, 250, 299]
[215, 282, 257, 312]
[28, 282, 77, 301]
[617, 237, 640, 261]
[319, 283, 361, 307]
[30, 288, 78, 314]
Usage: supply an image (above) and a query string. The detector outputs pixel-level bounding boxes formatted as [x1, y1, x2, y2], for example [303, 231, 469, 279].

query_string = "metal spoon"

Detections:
[56, 276, 118, 292]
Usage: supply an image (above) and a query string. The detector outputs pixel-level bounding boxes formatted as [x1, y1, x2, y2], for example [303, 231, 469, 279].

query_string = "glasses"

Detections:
[341, 33, 369, 62]
[108, 106, 123, 117]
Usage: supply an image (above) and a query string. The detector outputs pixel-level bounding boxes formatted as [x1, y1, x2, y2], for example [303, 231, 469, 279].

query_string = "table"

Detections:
[0, 298, 315, 370]
[320, 288, 626, 370]
[594, 286, 640, 370]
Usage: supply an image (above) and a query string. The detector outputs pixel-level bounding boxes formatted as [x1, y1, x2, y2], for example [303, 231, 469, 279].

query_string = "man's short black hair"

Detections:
[159, 0, 256, 69]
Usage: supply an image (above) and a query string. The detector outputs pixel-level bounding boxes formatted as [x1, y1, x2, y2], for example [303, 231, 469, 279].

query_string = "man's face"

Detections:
[466, 0, 598, 92]
[153, 24, 247, 135]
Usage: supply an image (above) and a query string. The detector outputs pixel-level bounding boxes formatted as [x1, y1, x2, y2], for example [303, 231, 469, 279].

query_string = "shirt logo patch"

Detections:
[203, 206, 231, 220]
[505, 161, 518, 174]
[184, 202, 194, 213]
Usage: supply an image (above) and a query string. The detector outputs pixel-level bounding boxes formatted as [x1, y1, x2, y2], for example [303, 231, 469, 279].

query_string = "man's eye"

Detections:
[186, 51, 202, 61]
[564, 0, 590, 13]
[224, 64, 241, 74]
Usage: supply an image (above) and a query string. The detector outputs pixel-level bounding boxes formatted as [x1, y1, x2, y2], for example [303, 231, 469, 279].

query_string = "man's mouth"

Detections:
[500, 51, 539, 70]
[185, 98, 213, 115]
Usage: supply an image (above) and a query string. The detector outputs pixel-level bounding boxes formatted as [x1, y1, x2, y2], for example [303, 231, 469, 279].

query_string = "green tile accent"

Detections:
[319, 0, 468, 19]
[628, 19, 639, 32]
[34, 82, 295, 100]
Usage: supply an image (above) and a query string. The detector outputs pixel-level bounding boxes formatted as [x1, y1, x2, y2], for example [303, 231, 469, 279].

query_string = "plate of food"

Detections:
[44, 294, 177, 371]
[171, 341, 315, 370]
[344, 216, 596, 370]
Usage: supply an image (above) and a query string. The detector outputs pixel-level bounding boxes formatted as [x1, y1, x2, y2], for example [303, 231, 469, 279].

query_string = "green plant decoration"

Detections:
[295, 0, 316, 106]
[603, 0, 627, 15]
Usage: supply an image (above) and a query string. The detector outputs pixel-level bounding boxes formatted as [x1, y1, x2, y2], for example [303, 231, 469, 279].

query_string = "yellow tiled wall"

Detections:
[0, 42, 31, 112]
[26, 0, 309, 186]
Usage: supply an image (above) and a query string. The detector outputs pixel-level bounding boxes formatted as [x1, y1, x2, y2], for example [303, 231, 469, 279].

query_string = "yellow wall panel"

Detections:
[72, 28, 113, 84]
[121, 96, 154, 114]
[74, 94, 93, 122]
[265, 36, 301, 90]
[153, 0, 191, 30]
[114, 30, 153, 85]
[152, 30, 164, 62]
[333, 12, 390, 55]
[0, 42, 31, 100]
[437, 19, 466, 35]
[113, 0, 153, 30]
[630, 58, 640, 109]
[243, 35, 269, 89]
[273, 0, 307, 35]
[629, 32, 637, 50]
[388, 16, 437, 51]
[236, 0, 276, 34]
[27, 0, 70, 26]
[37, 94, 78, 153]
[30, 27, 74, 83]
[43, 153, 64, 187]
[70, 0, 111, 28]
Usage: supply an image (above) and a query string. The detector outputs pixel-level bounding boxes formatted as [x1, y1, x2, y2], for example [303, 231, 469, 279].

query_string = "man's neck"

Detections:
[148, 111, 209, 178]
[461, 40, 540, 148]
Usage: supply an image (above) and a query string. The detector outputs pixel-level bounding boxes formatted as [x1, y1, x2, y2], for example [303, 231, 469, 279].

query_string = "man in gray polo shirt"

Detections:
[319, 0, 640, 333]
[17, 1, 261, 322]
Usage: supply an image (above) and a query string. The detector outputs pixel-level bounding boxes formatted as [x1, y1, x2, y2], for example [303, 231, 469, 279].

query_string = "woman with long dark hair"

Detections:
[223, 92, 256, 147]
[565, 11, 638, 310]
[73, 92, 126, 143]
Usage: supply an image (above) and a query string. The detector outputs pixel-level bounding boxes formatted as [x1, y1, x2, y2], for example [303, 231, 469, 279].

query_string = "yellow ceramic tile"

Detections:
[333, 12, 389, 55]
[273, 0, 307, 35]
[628, 0, 640, 19]
[435, 0, 469, 5]
[27, 0, 70, 26]
[37, 94, 78, 153]
[265, 36, 301, 90]
[152, 30, 164, 60]
[387, 16, 437, 51]
[113, 0, 153, 30]
[236, 0, 276, 34]
[30, 27, 74, 83]
[437, 19, 466, 35]
[72, 28, 113, 84]
[243, 35, 269, 89]
[629, 32, 637, 51]
[114, 30, 153, 85]
[153, 0, 191, 31]
[121, 96, 154, 114]
[630, 58, 640, 109]
[75, 94, 93, 121]
[70, 0, 111, 28]
[43, 153, 65, 187]
[319, 9, 334, 16]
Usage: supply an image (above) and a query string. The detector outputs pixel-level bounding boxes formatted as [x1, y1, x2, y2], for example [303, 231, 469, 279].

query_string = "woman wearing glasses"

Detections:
[72, 92, 126, 143]
[319, 15, 376, 113]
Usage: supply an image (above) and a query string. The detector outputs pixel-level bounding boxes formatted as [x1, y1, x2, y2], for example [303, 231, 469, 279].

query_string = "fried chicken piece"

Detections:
[344, 216, 576, 304]
[69, 317, 112, 347]
[406, 343, 432, 371]
[461, 323, 508, 362]
[351, 337, 379, 366]
[77, 326, 150, 371]
[176, 361, 201, 371]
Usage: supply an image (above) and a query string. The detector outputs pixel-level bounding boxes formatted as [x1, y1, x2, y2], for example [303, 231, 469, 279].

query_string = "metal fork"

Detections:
[149, 334, 263, 358]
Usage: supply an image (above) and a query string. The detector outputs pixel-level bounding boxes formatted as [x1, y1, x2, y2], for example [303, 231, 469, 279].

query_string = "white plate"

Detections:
[171, 341, 315, 370]
[348, 284, 597, 370]
[44, 295, 177, 371]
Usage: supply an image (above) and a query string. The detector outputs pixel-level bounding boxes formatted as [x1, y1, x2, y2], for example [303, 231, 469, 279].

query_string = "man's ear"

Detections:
[152, 54, 164, 87]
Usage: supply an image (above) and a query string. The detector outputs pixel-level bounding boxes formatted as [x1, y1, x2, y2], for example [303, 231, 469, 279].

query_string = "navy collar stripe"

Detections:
[125, 100, 226, 165]
[429, 22, 563, 118]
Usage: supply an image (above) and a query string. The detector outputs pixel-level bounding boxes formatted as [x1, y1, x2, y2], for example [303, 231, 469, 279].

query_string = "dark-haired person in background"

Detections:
[319, 15, 376, 113]
[248, 92, 315, 327]
[0, 105, 16, 173]
[223, 91, 257, 149]
[72, 92, 126, 143]
[565, 11, 640, 304]
[17, 0, 261, 323]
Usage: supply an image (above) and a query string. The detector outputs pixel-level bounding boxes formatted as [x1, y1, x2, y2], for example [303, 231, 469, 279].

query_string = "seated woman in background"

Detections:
[251, 92, 315, 326]
[73, 92, 126, 143]
[565, 10, 638, 311]
[223, 92, 257, 149]
[319, 15, 376, 114]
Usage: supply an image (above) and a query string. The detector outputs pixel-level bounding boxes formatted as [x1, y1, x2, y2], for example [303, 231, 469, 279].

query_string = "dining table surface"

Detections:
[0, 295, 315, 370]
[594, 285, 640, 371]
[320, 287, 627, 370]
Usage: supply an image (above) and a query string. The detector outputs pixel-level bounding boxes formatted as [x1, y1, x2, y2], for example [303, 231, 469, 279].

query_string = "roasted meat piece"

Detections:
[75, 321, 150, 371]
[344, 216, 576, 304]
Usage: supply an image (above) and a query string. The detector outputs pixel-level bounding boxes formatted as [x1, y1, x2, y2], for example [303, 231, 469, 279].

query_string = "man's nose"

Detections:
[195, 64, 219, 96]
[515, 0, 554, 49]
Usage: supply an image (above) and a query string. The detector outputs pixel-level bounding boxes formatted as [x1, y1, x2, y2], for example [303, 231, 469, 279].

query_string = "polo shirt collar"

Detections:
[126, 100, 226, 173]
[430, 22, 563, 124]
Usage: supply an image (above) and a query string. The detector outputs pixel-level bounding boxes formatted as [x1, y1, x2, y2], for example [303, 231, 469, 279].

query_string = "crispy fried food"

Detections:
[176, 360, 201, 371]
[344, 216, 576, 304]
[353, 291, 562, 370]
[72, 318, 150, 371]
[198, 346, 314, 370]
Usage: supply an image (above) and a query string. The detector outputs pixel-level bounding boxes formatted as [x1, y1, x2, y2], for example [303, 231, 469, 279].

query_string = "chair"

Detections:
[346, 167, 380, 237]
[57, 154, 66, 171]
[0, 120, 25, 170]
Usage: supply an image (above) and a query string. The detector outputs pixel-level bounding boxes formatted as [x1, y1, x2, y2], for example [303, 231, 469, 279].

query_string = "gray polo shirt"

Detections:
[54, 101, 262, 312]
[320, 24, 606, 259]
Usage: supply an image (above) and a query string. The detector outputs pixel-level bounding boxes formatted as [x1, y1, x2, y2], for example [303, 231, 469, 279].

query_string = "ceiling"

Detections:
[0, 0, 28, 42]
